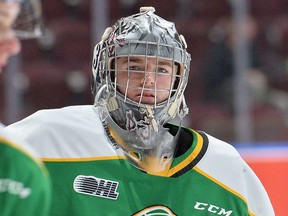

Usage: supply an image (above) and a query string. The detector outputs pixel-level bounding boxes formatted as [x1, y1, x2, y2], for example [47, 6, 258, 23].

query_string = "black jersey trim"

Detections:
[171, 130, 208, 177]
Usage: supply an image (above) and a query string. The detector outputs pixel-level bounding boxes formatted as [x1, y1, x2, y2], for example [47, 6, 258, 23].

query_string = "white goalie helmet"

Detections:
[92, 7, 191, 175]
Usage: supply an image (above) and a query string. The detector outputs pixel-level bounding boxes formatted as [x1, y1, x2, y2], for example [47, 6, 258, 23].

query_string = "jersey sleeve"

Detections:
[0, 135, 51, 216]
[3, 109, 70, 157]
[241, 160, 275, 215]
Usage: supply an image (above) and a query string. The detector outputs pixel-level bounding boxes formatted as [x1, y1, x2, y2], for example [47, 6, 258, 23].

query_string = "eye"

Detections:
[158, 67, 169, 74]
[129, 65, 141, 71]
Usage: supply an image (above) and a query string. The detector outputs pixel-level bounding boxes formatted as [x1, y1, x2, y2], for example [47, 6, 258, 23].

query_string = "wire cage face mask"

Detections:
[0, 0, 44, 39]
[92, 7, 191, 174]
[113, 44, 185, 108]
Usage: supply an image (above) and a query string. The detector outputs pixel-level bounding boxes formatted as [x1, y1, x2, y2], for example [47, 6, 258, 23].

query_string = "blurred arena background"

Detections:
[0, 0, 287, 214]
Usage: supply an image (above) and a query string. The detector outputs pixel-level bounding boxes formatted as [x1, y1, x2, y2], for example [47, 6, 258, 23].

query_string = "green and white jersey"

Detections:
[4, 106, 274, 216]
[0, 124, 51, 216]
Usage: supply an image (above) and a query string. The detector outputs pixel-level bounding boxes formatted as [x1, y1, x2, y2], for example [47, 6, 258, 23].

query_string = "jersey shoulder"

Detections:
[4, 105, 116, 158]
[196, 131, 274, 215]
[0, 129, 51, 216]
[196, 131, 247, 175]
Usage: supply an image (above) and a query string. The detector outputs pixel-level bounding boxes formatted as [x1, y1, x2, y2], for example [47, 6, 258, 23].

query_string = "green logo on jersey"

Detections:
[133, 206, 176, 216]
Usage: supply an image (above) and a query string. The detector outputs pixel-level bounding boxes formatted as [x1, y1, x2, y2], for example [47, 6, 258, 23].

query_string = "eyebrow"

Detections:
[119, 57, 173, 67]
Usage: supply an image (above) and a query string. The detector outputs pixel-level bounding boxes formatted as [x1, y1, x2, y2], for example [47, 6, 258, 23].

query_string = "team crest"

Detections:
[133, 205, 176, 216]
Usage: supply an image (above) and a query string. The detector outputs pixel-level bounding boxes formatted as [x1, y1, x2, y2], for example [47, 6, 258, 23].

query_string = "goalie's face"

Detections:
[115, 56, 178, 105]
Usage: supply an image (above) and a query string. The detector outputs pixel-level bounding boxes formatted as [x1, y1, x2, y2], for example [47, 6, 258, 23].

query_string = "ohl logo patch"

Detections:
[73, 175, 119, 200]
[133, 206, 176, 216]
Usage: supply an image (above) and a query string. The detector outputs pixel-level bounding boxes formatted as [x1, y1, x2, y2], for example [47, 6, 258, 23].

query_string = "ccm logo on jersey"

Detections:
[194, 202, 233, 216]
[73, 175, 119, 200]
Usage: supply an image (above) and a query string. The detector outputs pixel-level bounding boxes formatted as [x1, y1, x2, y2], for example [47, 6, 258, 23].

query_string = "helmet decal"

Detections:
[125, 110, 150, 131]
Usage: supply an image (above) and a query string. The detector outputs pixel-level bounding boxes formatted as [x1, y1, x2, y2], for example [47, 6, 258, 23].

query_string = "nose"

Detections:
[0, 36, 21, 71]
[140, 72, 155, 86]
[0, 36, 21, 56]
[8, 36, 21, 55]
[139, 58, 159, 86]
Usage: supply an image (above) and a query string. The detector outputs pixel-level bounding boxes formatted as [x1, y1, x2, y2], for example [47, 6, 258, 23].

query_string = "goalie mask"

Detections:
[92, 7, 191, 175]
[15, 0, 44, 38]
[0, 0, 44, 39]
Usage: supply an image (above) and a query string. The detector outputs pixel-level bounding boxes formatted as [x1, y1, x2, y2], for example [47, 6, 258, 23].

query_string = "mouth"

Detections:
[139, 93, 154, 97]
[137, 91, 155, 98]
[136, 92, 156, 103]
